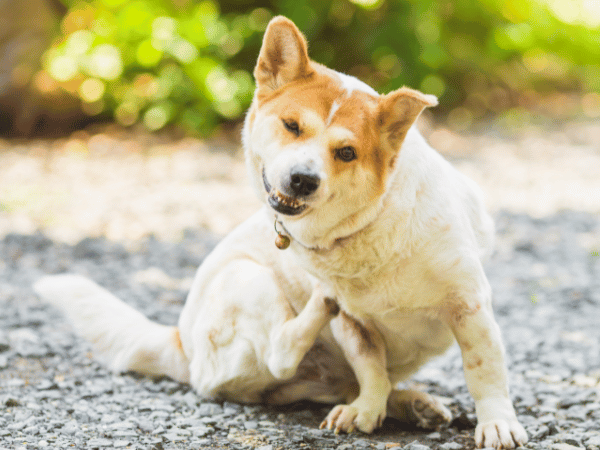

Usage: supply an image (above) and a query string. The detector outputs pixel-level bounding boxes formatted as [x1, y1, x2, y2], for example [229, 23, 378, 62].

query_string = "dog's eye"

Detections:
[282, 119, 300, 137]
[335, 146, 357, 162]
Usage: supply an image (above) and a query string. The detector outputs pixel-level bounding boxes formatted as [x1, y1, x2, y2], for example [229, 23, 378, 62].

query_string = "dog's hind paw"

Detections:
[411, 395, 452, 429]
[387, 390, 452, 429]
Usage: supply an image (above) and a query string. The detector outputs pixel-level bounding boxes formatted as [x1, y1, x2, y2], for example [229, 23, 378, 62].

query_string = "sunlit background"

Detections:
[1, 0, 599, 244]
[1, 0, 599, 136]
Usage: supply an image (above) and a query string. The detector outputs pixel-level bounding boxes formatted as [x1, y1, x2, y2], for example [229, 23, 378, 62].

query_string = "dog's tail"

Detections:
[34, 274, 190, 383]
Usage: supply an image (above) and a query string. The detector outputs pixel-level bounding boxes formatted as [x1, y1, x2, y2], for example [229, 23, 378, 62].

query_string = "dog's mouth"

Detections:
[262, 168, 307, 216]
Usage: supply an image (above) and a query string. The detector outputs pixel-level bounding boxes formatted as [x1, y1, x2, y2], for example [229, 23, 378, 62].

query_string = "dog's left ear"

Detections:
[254, 16, 312, 94]
[378, 87, 438, 152]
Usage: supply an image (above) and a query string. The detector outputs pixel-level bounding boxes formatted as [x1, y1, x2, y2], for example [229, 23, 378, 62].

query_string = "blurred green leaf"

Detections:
[42, 0, 600, 134]
[136, 40, 163, 67]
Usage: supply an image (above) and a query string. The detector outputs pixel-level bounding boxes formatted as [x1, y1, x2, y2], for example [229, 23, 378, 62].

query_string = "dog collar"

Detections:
[273, 216, 361, 253]
[274, 218, 291, 250]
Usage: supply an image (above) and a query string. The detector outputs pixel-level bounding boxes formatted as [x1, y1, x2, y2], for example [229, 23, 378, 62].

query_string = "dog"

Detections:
[34, 16, 528, 449]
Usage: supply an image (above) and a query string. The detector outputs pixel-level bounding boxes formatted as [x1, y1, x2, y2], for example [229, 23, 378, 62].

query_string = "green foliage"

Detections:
[44, 0, 600, 134]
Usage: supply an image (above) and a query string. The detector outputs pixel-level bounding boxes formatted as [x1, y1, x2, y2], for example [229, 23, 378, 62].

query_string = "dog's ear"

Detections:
[378, 87, 438, 152]
[254, 16, 311, 94]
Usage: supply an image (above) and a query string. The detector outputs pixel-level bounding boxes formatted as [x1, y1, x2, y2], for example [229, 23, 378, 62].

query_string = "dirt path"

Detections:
[1, 121, 599, 243]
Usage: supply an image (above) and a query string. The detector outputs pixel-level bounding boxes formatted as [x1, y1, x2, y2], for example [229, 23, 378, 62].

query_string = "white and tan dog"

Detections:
[34, 17, 527, 449]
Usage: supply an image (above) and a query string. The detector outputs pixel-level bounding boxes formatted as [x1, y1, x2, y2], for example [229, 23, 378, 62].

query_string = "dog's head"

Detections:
[243, 16, 437, 249]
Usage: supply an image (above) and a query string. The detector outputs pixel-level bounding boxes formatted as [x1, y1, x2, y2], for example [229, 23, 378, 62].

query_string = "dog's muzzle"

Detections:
[262, 168, 310, 216]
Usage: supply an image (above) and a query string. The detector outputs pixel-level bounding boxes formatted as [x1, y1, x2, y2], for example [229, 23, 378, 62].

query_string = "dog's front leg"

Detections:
[321, 312, 391, 434]
[447, 300, 527, 449]
[267, 285, 340, 380]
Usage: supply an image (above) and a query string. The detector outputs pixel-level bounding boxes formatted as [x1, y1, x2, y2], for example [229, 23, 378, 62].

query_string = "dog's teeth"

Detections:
[274, 190, 302, 209]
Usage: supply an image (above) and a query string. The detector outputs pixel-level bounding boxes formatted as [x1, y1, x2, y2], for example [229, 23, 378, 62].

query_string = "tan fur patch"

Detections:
[254, 16, 312, 94]
[173, 327, 183, 351]
[339, 311, 377, 354]
[256, 66, 395, 203]
[442, 293, 482, 329]
[323, 297, 340, 316]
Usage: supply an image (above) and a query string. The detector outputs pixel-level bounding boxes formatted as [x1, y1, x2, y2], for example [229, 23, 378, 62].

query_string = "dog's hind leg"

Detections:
[386, 389, 452, 429]
[267, 285, 340, 380]
[321, 312, 392, 434]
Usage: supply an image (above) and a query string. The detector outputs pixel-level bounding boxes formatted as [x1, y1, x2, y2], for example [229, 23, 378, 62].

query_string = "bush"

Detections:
[41, 0, 600, 135]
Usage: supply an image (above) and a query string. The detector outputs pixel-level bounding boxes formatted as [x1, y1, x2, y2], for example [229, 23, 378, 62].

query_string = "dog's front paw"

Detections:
[319, 403, 384, 434]
[475, 419, 528, 449]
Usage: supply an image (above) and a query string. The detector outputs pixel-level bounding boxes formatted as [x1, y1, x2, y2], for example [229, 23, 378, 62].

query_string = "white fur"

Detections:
[337, 72, 379, 97]
[34, 275, 190, 382]
[35, 21, 525, 449]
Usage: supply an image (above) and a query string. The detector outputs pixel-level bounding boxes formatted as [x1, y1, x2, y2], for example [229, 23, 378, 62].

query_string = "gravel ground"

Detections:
[1, 123, 600, 450]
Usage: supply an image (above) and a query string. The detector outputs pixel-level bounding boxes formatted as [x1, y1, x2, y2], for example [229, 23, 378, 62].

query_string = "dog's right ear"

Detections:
[254, 16, 312, 94]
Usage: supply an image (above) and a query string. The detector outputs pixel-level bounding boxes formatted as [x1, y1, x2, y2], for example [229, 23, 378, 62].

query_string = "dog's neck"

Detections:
[275, 198, 386, 252]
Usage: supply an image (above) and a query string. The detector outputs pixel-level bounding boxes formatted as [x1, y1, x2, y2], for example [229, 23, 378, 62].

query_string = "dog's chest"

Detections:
[294, 235, 449, 317]
[295, 241, 456, 374]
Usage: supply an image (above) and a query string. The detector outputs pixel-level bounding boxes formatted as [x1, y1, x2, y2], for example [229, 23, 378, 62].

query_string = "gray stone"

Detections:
[23, 425, 40, 435]
[135, 419, 154, 433]
[403, 442, 431, 450]
[113, 430, 138, 437]
[182, 391, 199, 408]
[189, 426, 212, 437]
[0, 330, 9, 352]
[440, 443, 463, 450]
[163, 433, 188, 442]
[562, 434, 583, 446]
[152, 425, 165, 435]
[531, 425, 551, 439]
[87, 438, 113, 447]
[551, 444, 584, 450]
[426, 432, 442, 440]
[586, 436, 600, 446]
[197, 402, 223, 417]
[223, 406, 239, 416]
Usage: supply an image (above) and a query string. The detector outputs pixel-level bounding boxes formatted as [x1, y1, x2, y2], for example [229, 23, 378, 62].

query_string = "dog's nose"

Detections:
[289, 166, 320, 197]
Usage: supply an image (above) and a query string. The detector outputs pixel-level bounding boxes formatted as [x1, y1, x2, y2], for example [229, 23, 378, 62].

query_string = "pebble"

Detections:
[0, 330, 9, 352]
[182, 391, 199, 408]
[403, 442, 431, 450]
[551, 444, 585, 450]
[197, 402, 223, 417]
[87, 438, 112, 447]
[439, 443, 462, 450]
[342, 444, 360, 450]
